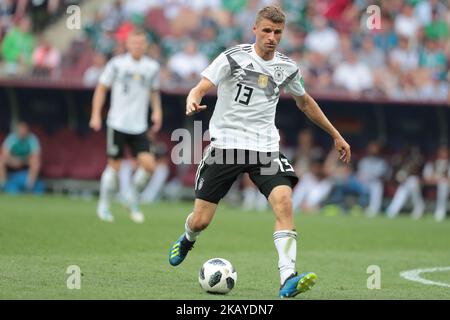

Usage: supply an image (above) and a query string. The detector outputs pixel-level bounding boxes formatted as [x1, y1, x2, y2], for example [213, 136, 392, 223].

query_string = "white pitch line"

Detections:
[400, 267, 450, 288]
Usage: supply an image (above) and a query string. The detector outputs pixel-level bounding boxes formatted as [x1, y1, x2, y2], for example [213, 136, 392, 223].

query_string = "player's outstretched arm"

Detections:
[186, 77, 215, 116]
[293, 93, 351, 163]
[89, 83, 109, 131]
[150, 89, 163, 133]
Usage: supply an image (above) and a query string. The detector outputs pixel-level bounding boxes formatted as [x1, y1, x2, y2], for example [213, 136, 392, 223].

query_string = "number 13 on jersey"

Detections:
[234, 83, 254, 105]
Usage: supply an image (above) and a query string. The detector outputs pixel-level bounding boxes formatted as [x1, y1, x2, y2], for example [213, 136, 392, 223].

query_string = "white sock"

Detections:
[274, 230, 297, 284]
[118, 160, 134, 201]
[435, 182, 448, 218]
[185, 213, 201, 242]
[141, 164, 170, 203]
[99, 166, 119, 210]
[129, 167, 151, 211]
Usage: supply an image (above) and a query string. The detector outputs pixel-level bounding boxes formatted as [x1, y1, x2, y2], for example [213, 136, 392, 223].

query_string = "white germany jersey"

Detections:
[99, 53, 160, 134]
[201, 44, 305, 152]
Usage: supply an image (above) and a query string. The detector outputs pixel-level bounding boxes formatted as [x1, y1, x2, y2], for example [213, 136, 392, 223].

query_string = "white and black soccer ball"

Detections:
[198, 258, 237, 294]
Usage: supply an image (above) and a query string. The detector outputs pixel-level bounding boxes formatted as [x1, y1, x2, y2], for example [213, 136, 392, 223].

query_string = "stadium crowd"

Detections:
[0, 0, 449, 101]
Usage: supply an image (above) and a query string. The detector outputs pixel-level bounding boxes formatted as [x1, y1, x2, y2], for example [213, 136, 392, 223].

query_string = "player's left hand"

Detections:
[151, 111, 162, 133]
[334, 136, 351, 164]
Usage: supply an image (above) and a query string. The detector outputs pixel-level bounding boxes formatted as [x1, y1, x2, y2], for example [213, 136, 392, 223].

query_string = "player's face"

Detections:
[127, 34, 148, 59]
[253, 18, 284, 58]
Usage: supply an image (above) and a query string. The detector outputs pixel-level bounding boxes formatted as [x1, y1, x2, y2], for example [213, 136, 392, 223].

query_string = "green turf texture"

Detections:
[0, 194, 449, 299]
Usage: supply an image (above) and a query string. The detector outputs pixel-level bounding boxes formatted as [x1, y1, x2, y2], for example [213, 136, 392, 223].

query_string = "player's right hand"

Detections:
[89, 116, 102, 131]
[186, 101, 207, 116]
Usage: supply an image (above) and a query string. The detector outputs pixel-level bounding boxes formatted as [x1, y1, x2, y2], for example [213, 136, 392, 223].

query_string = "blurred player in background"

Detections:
[168, 6, 351, 298]
[356, 141, 391, 216]
[423, 145, 450, 222]
[89, 28, 162, 223]
[386, 145, 425, 219]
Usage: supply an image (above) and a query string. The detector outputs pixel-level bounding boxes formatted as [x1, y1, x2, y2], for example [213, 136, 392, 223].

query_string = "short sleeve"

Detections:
[285, 68, 306, 96]
[99, 59, 116, 87]
[200, 52, 230, 86]
[29, 134, 41, 153]
[2, 134, 15, 151]
[150, 64, 160, 90]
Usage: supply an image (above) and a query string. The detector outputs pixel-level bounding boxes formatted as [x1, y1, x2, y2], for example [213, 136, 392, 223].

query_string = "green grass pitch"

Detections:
[0, 194, 449, 299]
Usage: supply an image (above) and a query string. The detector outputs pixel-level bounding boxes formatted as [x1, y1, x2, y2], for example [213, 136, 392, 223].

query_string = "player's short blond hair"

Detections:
[255, 6, 286, 25]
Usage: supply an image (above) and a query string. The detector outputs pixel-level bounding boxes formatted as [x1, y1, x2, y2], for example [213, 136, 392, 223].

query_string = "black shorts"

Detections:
[106, 127, 151, 159]
[195, 147, 299, 204]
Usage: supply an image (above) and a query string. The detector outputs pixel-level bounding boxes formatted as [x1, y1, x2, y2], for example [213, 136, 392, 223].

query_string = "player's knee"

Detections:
[139, 155, 155, 173]
[271, 192, 292, 212]
[190, 214, 211, 231]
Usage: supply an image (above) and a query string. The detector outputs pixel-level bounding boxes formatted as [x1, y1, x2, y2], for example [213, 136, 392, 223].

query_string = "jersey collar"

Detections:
[251, 44, 275, 64]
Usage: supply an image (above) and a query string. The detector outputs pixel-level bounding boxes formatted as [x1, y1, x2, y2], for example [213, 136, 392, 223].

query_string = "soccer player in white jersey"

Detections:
[89, 29, 163, 223]
[168, 6, 351, 298]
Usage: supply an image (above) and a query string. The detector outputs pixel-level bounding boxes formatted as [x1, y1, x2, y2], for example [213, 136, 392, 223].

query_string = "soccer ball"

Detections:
[198, 258, 237, 294]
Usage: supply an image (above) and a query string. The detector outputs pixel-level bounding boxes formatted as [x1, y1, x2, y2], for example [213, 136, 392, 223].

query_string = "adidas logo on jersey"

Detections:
[245, 63, 254, 70]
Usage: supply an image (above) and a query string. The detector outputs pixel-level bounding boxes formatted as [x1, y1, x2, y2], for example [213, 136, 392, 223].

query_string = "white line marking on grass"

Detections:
[400, 267, 450, 288]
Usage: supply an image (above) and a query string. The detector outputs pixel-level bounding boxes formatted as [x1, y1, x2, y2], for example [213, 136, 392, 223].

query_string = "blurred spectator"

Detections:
[358, 36, 385, 70]
[386, 145, 425, 219]
[235, 0, 260, 43]
[215, 11, 243, 49]
[419, 39, 448, 80]
[373, 58, 401, 98]
[417, 69, 448, 101]
[356, 141, 391, 216]
[0, 0, 16, 41]
[100, 0, 126, 32]
[1, 16, 35, 75]
[389, 36, 419, 72]
[19, 0, 60, 32]
[197, 24, 221, 61]
[167, 40, 208, 87]
[160, 24, 189, 58]
[390, 72, 421, 101]
[424, 8, 449, 40]
[394, 2, 421, 40]
[31, 33, 61, 77]
[423, 145, 450, 222]
[372, 16, 398, 53]
[94, 22, 116, 57]
[332, 50, 373, 95]
[0, 121, 44, 194]
[304, 51, 335, 91]
[0, 0, 448, 103]
[83, 52, 106, 87]
[304, 15, 340, 57]
[415, 0, 447, 26]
